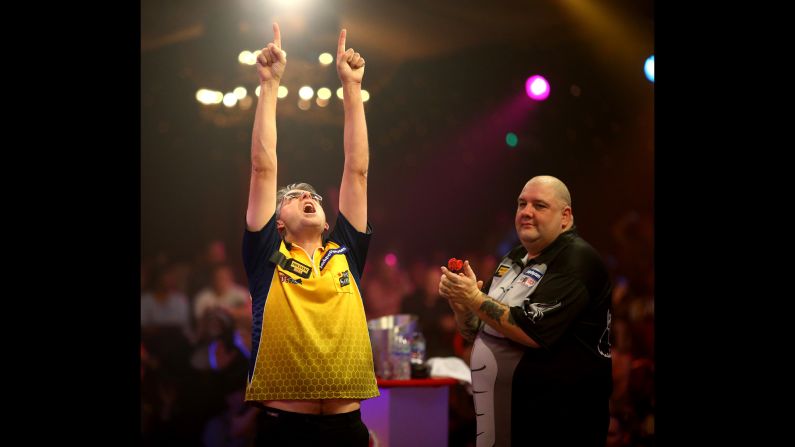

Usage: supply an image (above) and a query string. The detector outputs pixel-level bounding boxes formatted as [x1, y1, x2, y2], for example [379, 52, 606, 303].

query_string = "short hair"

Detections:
[275, 182, 320, 218]
[528, 175, 572, 208]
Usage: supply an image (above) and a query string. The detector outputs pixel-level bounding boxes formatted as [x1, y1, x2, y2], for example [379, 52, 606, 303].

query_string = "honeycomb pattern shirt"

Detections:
[242, 213, 379, 401]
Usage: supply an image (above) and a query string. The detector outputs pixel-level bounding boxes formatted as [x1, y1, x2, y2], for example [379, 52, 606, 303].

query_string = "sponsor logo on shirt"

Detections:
[320, 246, 348, 270]
[494, 265, 511, 278]
[519, 267, 544, 287]
[338, 270, 350, 287]
[285, 259, 312, 278]
[278, 271, 303, 285]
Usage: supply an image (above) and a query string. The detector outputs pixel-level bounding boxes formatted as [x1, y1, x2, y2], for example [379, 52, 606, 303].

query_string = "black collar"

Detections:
[507, 226, 578, 267]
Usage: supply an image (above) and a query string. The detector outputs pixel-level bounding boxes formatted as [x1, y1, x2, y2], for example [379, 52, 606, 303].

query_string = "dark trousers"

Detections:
[254, 406, 370, 447]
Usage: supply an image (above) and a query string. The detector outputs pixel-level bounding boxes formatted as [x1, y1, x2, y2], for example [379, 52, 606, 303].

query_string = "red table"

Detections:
[360, 377, 459, 447]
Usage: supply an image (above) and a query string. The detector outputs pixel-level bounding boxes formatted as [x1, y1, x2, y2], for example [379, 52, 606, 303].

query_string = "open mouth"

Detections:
[303, 202, 316, 214]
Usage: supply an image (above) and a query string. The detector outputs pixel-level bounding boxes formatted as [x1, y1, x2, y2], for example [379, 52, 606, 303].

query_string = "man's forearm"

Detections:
[342, 82, 369, 174]
[452, 305, 480, 342]
[465, 293, 540, 348]
[251, 81, 279, 171]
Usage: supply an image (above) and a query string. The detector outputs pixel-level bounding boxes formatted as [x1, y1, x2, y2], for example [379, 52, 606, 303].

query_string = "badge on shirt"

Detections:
[285, 259, 312, 278]
[519, 267, 544, 287]
[494, 265, 511, 278]
[338, 270, 350, 287]
[270, 251, 313, 278]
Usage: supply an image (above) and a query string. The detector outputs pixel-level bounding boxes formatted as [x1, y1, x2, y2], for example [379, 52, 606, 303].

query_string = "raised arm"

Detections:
[246, 23, 286, 231]
[335, 29, 369, 232]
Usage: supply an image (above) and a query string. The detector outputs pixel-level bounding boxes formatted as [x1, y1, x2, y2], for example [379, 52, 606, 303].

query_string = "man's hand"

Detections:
[336, 29, 365, 85]
[256, 23, 286, 84]
[439, 261, 482, 309]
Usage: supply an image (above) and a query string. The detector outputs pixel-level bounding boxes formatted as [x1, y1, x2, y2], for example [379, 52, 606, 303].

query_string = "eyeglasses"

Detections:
[282, 190, 323, 204]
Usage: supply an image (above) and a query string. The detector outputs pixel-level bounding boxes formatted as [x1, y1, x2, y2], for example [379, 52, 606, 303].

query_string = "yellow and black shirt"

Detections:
[241, 213, 379, 401]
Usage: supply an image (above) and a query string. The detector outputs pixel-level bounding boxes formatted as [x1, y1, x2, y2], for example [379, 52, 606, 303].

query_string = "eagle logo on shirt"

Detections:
[522, 300, 562, 323]
[597, 310, 612, 358]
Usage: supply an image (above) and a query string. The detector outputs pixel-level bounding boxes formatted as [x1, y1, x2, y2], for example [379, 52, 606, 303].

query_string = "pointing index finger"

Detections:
[273, 22, 282, 48]
[337, 29, 346, 55]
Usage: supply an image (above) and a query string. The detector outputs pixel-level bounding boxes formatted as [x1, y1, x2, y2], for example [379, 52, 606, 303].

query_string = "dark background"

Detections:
[141, 0, 654, 269]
